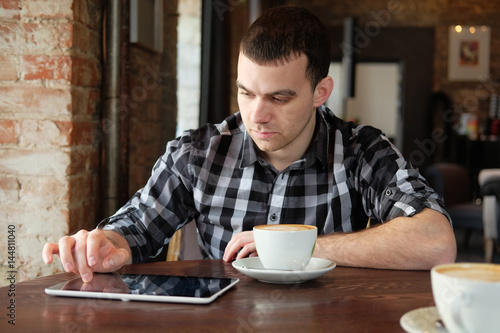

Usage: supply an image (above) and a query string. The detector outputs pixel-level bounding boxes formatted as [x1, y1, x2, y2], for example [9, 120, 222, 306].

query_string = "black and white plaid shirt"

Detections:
[102, 106, 449, 263]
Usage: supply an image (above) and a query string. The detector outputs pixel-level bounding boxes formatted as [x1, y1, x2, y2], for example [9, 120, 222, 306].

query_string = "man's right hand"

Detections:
[42, 229, 132, 283]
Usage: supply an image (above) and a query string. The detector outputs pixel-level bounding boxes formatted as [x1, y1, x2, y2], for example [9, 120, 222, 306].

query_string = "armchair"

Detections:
[425, 163, 483, 256]
[425, 163, 500, 262]
[478, 169, 500, 263]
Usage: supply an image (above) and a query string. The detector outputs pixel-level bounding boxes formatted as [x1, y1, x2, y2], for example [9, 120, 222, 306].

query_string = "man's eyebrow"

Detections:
[235, 81, 297, 97]
[268, 88, 297, 97]
[236, 81, 247, 90]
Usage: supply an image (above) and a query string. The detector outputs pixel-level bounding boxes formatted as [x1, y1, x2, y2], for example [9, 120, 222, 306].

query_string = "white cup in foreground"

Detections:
[253, 224, 317, 271]
[431, 263, 500, 333]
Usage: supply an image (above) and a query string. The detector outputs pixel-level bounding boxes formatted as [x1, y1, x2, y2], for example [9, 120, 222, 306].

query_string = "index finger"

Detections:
[223, 231, 254, 262]
[86, 229, 106, 267]
[223, 234, 242, 262]
[42, 243, 60, 264]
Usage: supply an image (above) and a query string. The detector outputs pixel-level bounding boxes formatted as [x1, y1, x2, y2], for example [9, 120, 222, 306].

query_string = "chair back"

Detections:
[425, 163, 473, 207]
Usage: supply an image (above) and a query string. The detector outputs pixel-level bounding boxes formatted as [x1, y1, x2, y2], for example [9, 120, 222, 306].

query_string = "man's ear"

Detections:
[313, 76, 334, 107]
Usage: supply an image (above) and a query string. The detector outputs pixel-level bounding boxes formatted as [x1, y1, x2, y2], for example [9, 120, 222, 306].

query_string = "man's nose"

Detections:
[250, 98, 272, 124]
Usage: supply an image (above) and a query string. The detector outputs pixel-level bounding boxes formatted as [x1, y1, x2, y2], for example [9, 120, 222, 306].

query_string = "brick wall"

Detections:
[0, 0, 102, 285]
[0, 0, 178, 286]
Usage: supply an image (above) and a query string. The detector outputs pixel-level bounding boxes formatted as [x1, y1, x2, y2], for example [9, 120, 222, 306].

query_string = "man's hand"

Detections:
[223, 230, 258, 262]
[42, 229, 132, 283]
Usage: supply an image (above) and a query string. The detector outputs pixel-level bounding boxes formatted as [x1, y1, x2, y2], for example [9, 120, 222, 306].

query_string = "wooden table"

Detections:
[0, 260, 435, 332]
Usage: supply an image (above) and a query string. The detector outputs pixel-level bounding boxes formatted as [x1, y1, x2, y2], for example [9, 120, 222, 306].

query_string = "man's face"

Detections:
[236, 53, 319, 164]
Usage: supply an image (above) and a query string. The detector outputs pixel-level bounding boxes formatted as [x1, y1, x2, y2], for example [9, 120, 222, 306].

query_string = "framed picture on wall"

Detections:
[448, 25, 490, 81]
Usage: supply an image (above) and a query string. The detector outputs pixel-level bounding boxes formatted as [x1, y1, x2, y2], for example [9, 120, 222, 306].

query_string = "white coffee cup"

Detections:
[253, 224, 317, 271]
[431, 263, 500, 333]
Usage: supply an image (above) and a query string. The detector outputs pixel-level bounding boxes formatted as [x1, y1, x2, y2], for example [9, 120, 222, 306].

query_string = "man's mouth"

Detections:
[252, 129, 276, 140]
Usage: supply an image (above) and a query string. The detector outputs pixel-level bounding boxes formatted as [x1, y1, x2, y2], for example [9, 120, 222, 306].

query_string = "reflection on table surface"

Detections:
[61, 273, 235, 298]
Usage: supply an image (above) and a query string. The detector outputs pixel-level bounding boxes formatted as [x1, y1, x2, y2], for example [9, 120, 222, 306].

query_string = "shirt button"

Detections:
[270, 214, 277, 221]
[385, 189, 393, 196]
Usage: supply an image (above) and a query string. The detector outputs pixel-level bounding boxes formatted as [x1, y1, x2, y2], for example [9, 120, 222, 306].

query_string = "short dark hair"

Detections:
[240, 5, 331, 89]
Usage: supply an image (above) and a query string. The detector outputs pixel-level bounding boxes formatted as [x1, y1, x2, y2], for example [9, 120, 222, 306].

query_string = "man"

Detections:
[43, 6, 456, 283]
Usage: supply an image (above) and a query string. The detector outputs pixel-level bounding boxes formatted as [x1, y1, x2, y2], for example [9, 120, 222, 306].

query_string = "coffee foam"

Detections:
[254, 224, 316, 231]
[436, 264, 500, 282]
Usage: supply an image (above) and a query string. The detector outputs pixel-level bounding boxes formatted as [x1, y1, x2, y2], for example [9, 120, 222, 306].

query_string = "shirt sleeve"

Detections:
[99, 134, 198, 264]
[353, 126, 450, 224]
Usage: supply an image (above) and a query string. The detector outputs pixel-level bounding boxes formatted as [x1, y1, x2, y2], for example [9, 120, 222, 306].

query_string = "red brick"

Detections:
[0, 176, 20, 202]
[72, 0, 89, 26]
[23, 22, 73, 51]
[71, 57, 101, 87]
[71, 23, 88, 54]
[55, 120, 74, 146]
[68, 120, 99, 146]
[0, 55, 18, 80]
[0, 22, 19, 50]
[72, 23, 102, 59]
[73, 0, 103, 30]
[0, 86, 71, 115]
[21, 0, 73, 19]
[22, 55, 72, 81]
[60, 120, 96, 146]
[0, 119, 19, 144]
[20, 120, 99, 147]
[71, 88, 100, 116]
[69, 146, 100, 174]
[21, 119, 71, 147]
[0, 0, 20, 10]
[0, 0, 20, 19]
[0, 148, 70, 176]
[19, 176, 69, 206]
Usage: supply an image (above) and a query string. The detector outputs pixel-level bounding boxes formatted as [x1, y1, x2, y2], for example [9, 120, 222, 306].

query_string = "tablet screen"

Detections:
[45, 273, 239, 304]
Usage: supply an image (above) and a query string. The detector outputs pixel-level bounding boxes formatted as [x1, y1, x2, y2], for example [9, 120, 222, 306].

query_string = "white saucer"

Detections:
[232, 257, 336, 284]
[400, 306, 448, 333]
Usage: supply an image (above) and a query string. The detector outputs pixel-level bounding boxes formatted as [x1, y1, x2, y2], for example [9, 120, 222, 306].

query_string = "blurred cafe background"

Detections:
[1, 0, 499, 287]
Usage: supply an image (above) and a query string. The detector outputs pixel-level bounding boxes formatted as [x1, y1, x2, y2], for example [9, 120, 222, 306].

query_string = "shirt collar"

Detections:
[240, 129, 259, 168]
[311, 106, 331, 169]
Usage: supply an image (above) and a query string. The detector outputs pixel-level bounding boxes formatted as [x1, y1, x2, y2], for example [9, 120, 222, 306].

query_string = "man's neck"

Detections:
[260, 111, 318, 172]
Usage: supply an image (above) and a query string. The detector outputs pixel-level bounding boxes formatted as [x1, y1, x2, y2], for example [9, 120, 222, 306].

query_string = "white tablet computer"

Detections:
[45, 273, 239, 304]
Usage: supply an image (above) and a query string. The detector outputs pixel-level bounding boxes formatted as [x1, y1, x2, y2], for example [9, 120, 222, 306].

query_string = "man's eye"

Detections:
[272, 97, 288, 103]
